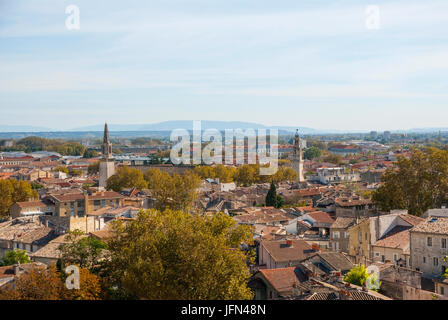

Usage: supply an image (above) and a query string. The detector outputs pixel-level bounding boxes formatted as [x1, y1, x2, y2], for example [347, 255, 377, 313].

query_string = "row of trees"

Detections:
[0, 179, 38, 219]
[106, 167, 201, 212]
[194, 163, 298, 187]
[373, 148, 448, 216]
[2, 136, 86, 156]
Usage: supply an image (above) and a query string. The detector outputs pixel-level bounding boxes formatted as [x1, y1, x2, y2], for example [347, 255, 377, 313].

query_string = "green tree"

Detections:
[53, 166, 69, 174]
[107, 166, 148, 192]
[58, 230, 108, 271]
[0, 179, 38, 218]
[83, 149, 99, 159]
[144, 169, 200, 211]
[265, 182, 284, 208]
[323, 153, 343, 165]
[304, 146, 322, 160]
[344, 264, 369, 287]
[1, 249, 31, 266]
[104, 209, 255, 300]
[373, 148, 448, 216]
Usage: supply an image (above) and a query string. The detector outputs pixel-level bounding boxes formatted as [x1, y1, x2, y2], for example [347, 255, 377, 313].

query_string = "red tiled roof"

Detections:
[307, 211, 334, 224]
[259, 267, 299, 295]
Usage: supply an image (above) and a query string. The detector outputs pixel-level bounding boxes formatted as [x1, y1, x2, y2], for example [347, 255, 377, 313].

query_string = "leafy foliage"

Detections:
[0, 249, 31, 266]
[344, 264, 369, 287]
[373, 148, 448, 216]
[144, 169, 200, 211]
[104, 209, 255, 300]
[107, 166, 148, 192]
[265, 182, 284, 208]
[58, 230, 108, 271]
[0, 265, 102, 300]
[304, 146, 322, 160]
[0, 179, 38, 218]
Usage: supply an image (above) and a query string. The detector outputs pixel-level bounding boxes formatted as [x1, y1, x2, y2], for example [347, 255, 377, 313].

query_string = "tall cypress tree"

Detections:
[266, 182, 277, 207]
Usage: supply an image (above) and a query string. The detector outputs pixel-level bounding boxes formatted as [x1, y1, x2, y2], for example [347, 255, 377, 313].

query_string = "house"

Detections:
[249, 267, 309, 300]
[329, 217, 356, 253]
[410, 217, 448, 277]
[311, 167, 360, 185]
[299, 252, 354, 275]
[249, 266, 391, 300]
[233, 207, 298, 235]
[0, 216, 57, 259]
[335, 196, 374, 218]
[371, 215, 423, 267]
[45, 190, 124, 217]
[348, 213, 419, 264]
[258, 239, 316, 269]
[434, 277, 448, 297]
[9, 200, 55, 219]
[297, 210, 334, 238]
[30, 233, 86, 265]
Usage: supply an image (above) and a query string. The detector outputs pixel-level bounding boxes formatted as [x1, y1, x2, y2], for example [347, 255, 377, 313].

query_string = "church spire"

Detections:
[103, 123, 110, 144]
[102, 122, 112, 160]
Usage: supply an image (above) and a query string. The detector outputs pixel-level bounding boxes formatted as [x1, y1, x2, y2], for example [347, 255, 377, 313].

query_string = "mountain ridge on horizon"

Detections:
[0, 121, 447, 134]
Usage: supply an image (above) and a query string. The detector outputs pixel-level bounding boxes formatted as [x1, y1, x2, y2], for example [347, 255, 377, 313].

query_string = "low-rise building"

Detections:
[330, 217, 356, 253]
[258, 239, 316, 269]
[410, 217, 448, 277]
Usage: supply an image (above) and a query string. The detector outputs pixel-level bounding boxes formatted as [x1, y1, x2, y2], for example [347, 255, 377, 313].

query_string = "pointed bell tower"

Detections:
[99, 123, 115, 188]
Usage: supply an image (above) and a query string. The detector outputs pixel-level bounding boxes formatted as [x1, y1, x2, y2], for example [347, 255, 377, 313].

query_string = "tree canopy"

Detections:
[0, 179, 38, 218]
[144, 169, 200, 212]
[0, 265, 102, 300]
[265, 182, 284, 208]
[104, 209, 254, 300]
[107, 166, 148, 192]
[0, 249, 31, 266]
[373, 148, 448, 216]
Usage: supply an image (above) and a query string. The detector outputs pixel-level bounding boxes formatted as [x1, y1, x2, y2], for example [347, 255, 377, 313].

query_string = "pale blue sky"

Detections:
[1, 0, 448, 131]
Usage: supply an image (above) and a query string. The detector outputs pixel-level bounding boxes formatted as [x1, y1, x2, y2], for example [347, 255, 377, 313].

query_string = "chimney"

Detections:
[13, 264, 20, 275]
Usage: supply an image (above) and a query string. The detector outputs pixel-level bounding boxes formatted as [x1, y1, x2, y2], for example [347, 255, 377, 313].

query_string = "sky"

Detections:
[0, 0, 448, 131]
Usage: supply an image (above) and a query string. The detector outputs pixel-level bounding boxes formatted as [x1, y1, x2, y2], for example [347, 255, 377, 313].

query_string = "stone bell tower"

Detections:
[99, 123, 115, 188]
[292, 129, 305, 183]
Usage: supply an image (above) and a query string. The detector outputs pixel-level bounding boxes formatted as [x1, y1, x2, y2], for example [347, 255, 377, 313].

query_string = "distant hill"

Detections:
[0, 125, 53, 132]
[71, 121, 318, 134]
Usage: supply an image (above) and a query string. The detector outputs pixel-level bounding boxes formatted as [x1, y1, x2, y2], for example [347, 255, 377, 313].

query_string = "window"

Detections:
[393, 254, 398, 261]
[333, 231, 340, 239]
[434, 257, 439, 266]
[375, 252, 380, 257]
[365, 232, 368, 240]
[344, 232, 349, 238]
[358, 231, 362, 243]
[423, 257, 426, 264]
[443, 238, 447, 249]
[428, 237, 432, 247]
[381, 255, 385, 262]
[441, 287, 445, 295]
